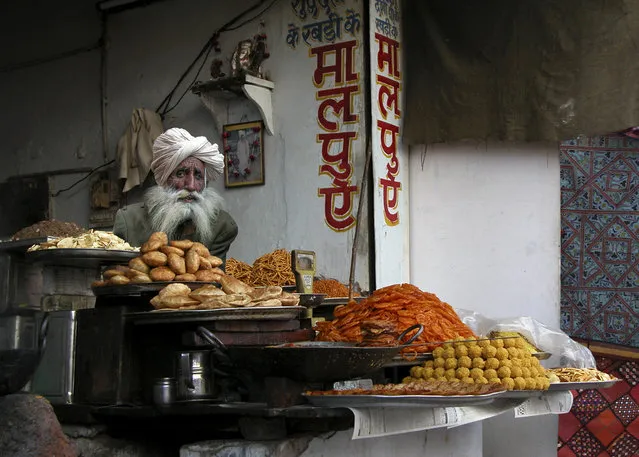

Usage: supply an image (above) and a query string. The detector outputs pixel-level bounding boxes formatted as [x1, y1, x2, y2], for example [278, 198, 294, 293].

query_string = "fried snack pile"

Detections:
[225, 258, 253, 283]
[250, 249, 296, 286]
[28, 230, 136, 252]
[226, 250, 296, 287]
[149, 275, 301, 311]
[306, 380, 505, 397]
[92, 232, 223, 286]
[546, 368, 616, 383]
[314, 284, 476, 353]
[404, 337, 551, 391]
[313, 279, 352, 297]
[12, 220, 85, 241]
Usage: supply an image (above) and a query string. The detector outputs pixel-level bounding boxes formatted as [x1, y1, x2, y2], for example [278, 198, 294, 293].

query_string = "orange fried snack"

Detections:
[313, 279, 354, 297]
[314, 283, 476, 353]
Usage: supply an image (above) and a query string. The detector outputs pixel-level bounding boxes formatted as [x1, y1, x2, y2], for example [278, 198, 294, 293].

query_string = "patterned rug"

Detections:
[558, 356, 639, 457]
[559, 134, 639, 348]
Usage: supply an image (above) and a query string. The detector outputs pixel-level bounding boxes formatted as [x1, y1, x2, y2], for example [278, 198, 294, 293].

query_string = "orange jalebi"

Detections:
[315, 283, 476, 353]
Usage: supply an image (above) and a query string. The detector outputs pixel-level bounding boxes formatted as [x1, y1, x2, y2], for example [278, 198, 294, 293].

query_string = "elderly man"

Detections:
[113, 128, 238, 262]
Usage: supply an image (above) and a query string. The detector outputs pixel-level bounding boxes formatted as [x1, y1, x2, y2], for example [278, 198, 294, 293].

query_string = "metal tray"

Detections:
[533, 352, 551, 360]
[385, 351, 552, 367]
[255, 285, 297, 293]
[0, 237, 52, 253]
[303, 390, 507, 408]
[499, 390, 547, 399]
[321, 297, 365, 306]
[127, 306, 305, 325]
[297, 293, 326, 307]
[548, 379, 620, 391]
[92, 282, 218, 296]
[26, 248, 138, 267]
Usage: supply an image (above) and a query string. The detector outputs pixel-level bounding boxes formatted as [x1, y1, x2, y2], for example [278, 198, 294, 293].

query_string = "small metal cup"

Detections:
[153, 377, 177, 406]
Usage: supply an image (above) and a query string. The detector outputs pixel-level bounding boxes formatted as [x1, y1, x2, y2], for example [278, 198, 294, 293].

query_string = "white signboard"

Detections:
[369, 0, 409, 287]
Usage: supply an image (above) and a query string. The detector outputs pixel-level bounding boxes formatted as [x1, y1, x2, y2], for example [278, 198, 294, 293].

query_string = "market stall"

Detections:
[0, 225, 614, 452]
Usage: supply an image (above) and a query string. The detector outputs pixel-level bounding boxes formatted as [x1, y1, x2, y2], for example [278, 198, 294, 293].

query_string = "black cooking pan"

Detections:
[196, 324, 423, 383]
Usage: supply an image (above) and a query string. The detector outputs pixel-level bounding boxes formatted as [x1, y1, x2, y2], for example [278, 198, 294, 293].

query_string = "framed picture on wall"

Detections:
[222, 121, 265, 188]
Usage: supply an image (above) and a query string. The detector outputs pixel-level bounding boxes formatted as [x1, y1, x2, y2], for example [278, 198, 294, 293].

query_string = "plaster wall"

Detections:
[0, 0, 369, 286]
[408, 141, 561, 457]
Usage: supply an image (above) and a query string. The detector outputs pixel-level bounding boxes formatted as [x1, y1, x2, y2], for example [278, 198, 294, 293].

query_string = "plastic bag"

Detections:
[454, 308, 596, 369]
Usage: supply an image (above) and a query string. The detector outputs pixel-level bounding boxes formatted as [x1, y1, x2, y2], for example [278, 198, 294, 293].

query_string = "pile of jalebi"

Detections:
[314, 283, 476, 353]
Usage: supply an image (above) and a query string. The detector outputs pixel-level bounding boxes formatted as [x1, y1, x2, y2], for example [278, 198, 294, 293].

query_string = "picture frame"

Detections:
[222, 121, 265, 188]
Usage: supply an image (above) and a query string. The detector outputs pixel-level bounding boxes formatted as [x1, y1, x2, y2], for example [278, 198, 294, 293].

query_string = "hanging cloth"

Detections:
[116, 108, 164, 192]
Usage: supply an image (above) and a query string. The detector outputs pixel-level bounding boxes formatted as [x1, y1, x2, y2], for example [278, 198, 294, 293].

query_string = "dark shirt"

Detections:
[112, 202, 238, 263]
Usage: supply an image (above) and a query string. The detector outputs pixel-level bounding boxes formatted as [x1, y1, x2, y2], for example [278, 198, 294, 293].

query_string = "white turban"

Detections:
[151, 128, 224, 187]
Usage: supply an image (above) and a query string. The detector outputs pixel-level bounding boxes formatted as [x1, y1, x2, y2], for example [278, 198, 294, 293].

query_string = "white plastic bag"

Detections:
[455, 308, 596, 369]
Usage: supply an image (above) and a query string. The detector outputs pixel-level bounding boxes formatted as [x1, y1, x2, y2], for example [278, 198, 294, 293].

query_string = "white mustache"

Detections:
[176, 190, 201, 201]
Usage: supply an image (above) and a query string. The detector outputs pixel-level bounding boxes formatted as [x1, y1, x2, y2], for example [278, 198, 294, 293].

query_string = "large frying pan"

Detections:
[196, 324, 423, 383]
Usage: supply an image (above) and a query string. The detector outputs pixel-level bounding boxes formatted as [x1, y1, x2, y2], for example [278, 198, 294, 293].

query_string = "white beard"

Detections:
[144, 186, 225, 247]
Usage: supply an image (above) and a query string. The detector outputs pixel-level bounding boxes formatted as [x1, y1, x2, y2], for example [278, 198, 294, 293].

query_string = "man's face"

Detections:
[166, 157, 206, 196]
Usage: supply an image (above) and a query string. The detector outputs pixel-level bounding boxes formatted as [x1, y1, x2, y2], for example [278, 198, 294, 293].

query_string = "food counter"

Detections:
[0, 227, 612, 456]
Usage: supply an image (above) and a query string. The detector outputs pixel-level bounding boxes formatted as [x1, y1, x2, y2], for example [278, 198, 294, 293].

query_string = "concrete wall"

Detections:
[408, 141, 561, 457]
[0, 0, 369, 287]
[0, 0, 103, 226]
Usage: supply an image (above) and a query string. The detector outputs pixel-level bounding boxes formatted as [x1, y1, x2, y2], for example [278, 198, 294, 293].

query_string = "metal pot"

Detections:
[176, 350, 216, 400]
[196, 324, 423, 383]
[0, 312, 49, 396]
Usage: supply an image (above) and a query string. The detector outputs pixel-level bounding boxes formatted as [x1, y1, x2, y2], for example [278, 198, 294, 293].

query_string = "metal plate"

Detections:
[386, 351, 552, 367]
[303, 390, 507, 408]
[26, 248, 138, 267]
[321, 297, 365, 306]
[499, 390, 547, 399]
[92, 282, 219, 296]
[297, 294, 326, 307]
[548, 379, 620, 391]
[127, 306, 305, 325]
[387, 353, 432, 367]
[255, 285, 297, 293]
[0, 237, 52, 253]
[533, 352, 551, 360]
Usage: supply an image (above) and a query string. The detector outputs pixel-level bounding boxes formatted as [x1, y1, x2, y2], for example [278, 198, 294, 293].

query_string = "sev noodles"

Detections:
[313, 279, 352, 297]
[315, 283, 476, 353]
[225, 258, 252, 283]
[249, 249, 296, 286]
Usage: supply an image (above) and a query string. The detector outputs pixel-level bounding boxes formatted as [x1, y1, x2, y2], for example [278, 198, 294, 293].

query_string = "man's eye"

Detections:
[176, 171, 184, 178]
[195, 172, 204, 180]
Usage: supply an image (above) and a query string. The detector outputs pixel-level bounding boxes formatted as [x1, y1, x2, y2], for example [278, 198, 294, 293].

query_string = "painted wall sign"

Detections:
[369, 0, 410, 285]
[286, 0, 364, 233]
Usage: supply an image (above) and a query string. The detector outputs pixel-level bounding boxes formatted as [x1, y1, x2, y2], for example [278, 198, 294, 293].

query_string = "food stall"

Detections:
[2, 0, 633, 455]
[0, 221, 614, 456]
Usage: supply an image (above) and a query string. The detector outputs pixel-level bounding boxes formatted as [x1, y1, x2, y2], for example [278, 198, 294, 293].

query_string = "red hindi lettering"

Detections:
[318, 181, 358, 231]
[318, 131, 356, 180]
[310, 40, 359, 87]
[375, 33, 400, 78]
[317, 85, 360, 131]
[376, 74, 401, 118]
[378, 119, 399, 157]
[380, 175, 401, 226]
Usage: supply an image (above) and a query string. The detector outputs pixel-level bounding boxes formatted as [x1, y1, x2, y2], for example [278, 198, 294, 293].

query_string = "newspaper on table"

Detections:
[513, 391, 573, 418]
[349, 399, 521, 440]
[348, 391, 573, 440]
